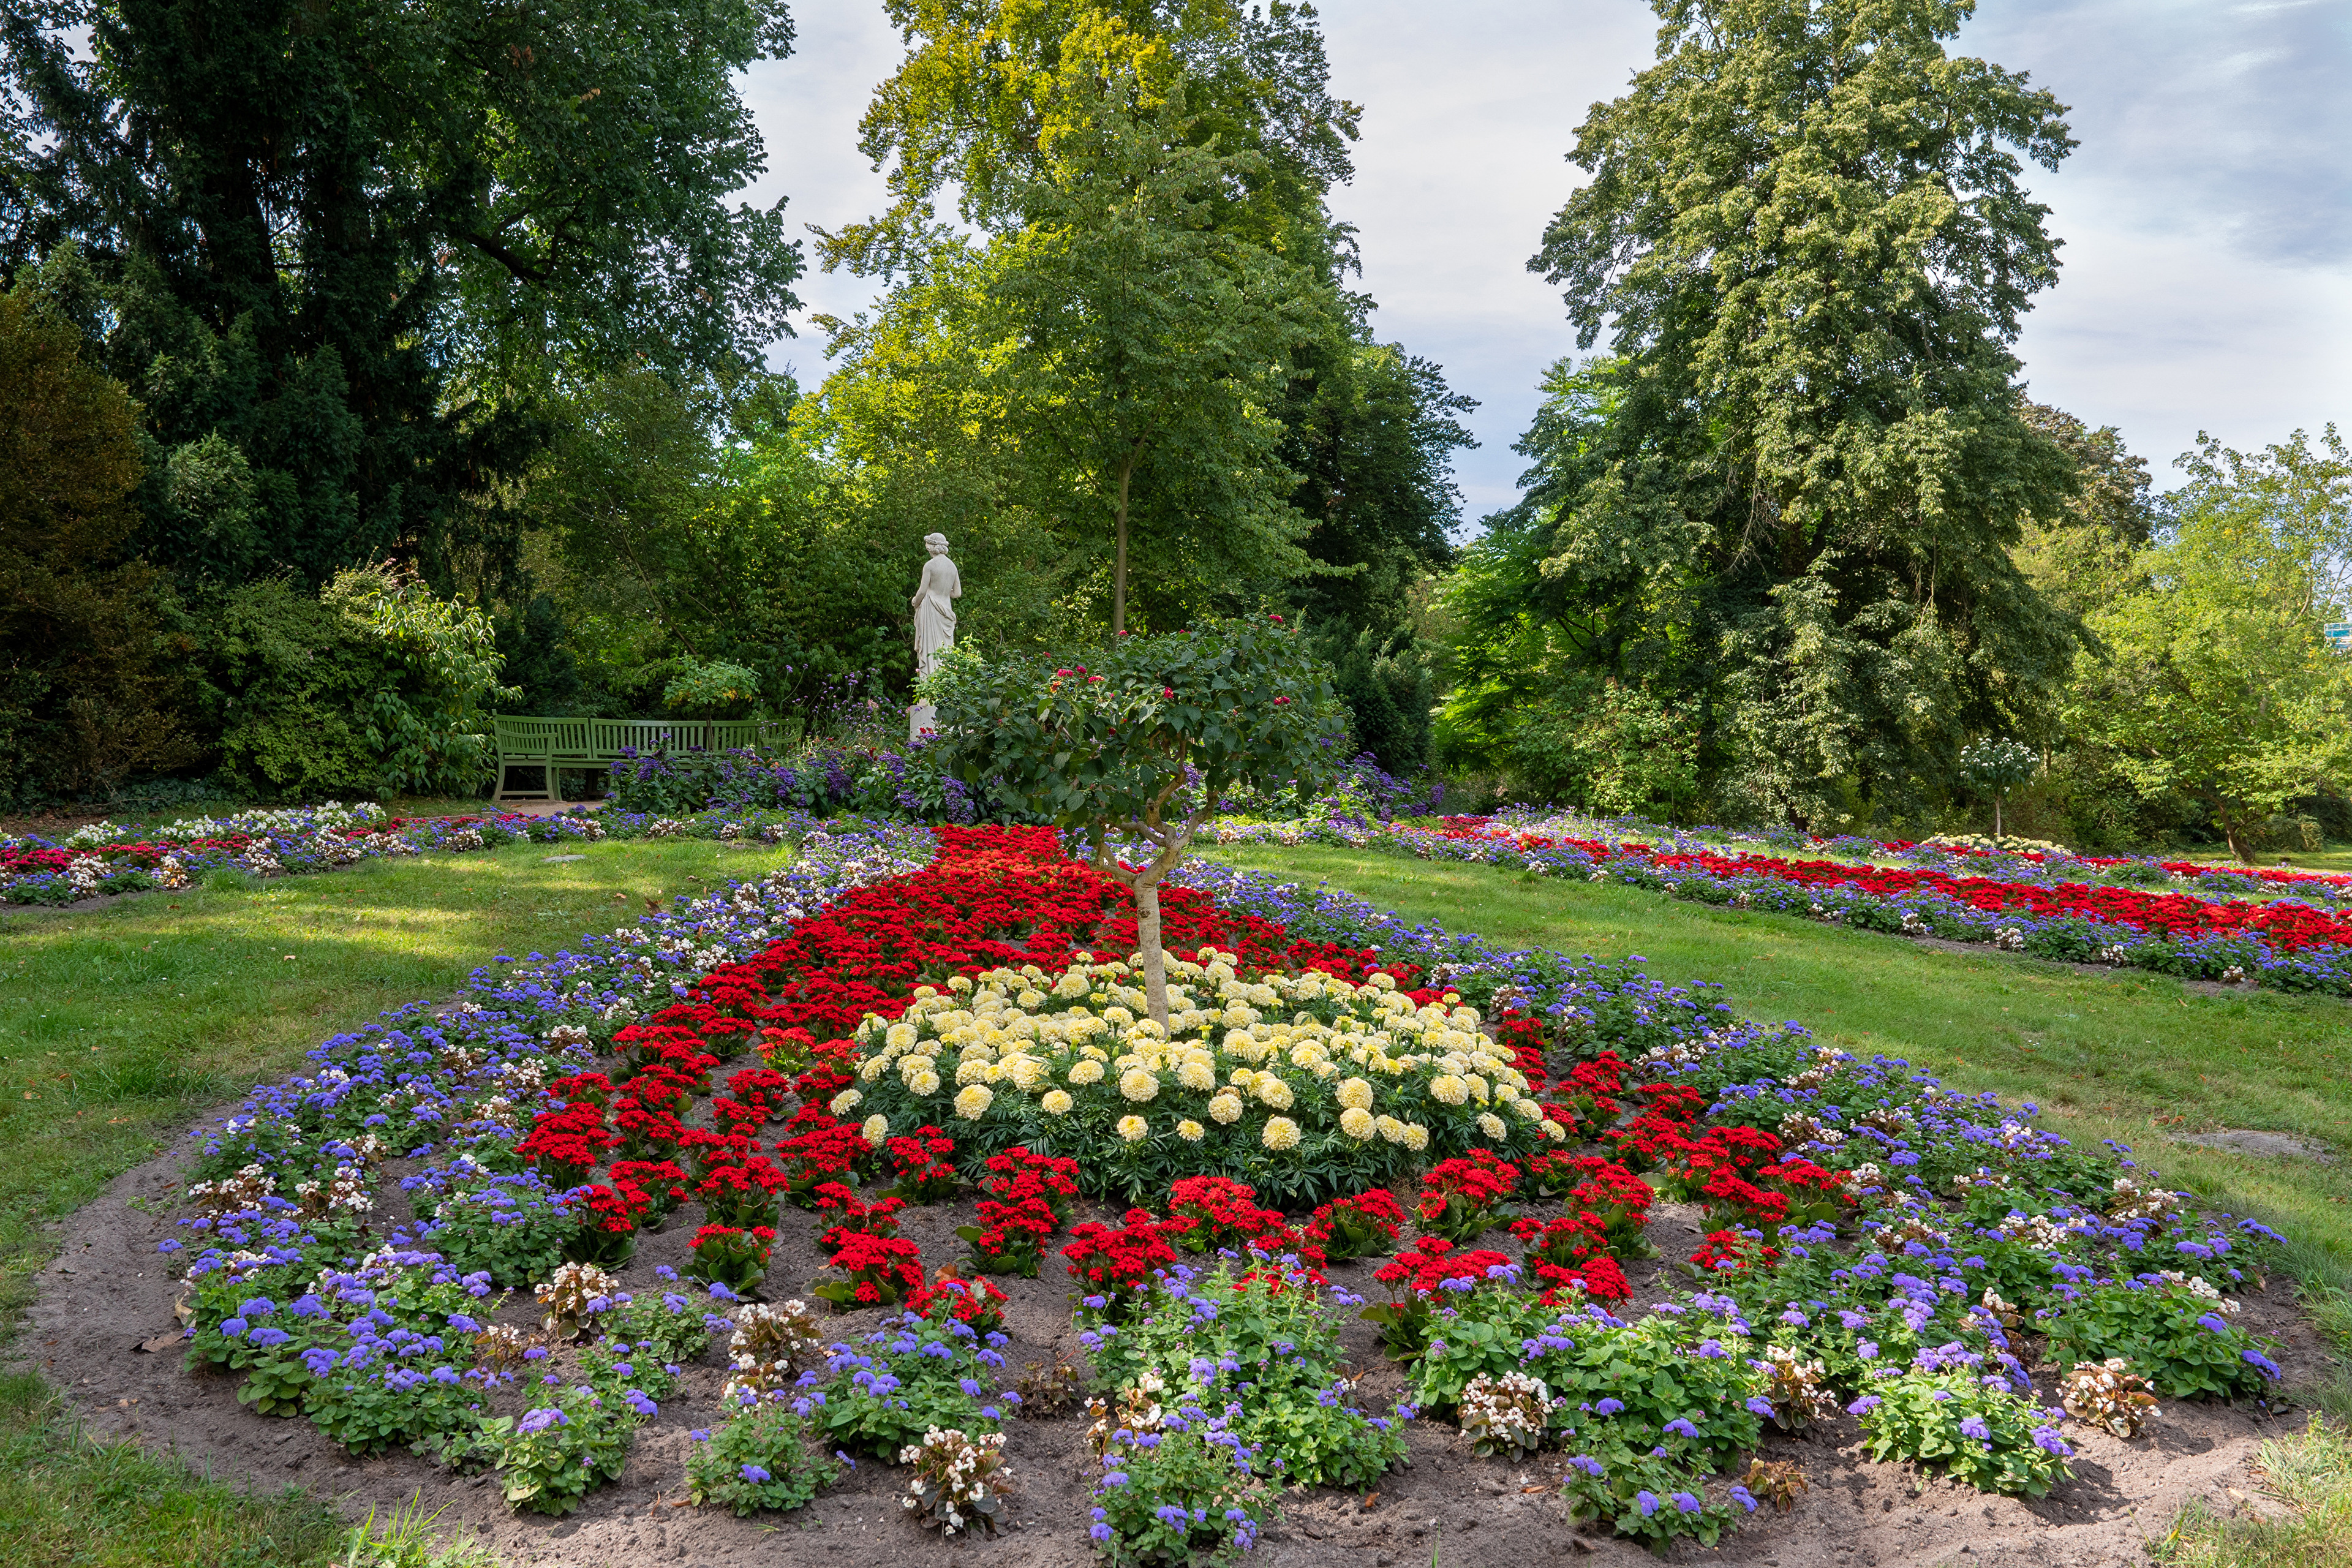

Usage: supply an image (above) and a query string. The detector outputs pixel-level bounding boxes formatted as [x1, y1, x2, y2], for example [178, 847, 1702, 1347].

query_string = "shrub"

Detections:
[1851, 1370, 2074, 1498]
[2042, 1280, 2283, 1400]
[685, 1398, 837, 1517]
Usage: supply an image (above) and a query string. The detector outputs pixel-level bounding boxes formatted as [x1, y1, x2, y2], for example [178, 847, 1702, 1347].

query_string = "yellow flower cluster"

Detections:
[848, 949, 1555, 1166]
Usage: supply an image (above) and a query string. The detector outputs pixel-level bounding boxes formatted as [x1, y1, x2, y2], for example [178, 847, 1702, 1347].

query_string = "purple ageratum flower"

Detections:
[1566, 1455, 1605, 1478]
[1672, 1492, 1702, 1515]
[2030, 1427, 2073, 1457]
[516, 1406, 568, 1435]
[1959, 1414, 1991, 1441]
[2196, 1314, 2231, 1335]
[1728, 1484, 1758, 1514]
[740, 1464, 772, 1484]
[1089, 1525, 1113, 1542]
[1594, 1398, 1624, 1417]
[1847, 1395, 1882, 1416]
[1635, 1490, 1660, 1518]
[1662, 1418, 1701, 1439]
[1746, 1396, 1777, 1419]
[2243, 1349, 2283, 1379]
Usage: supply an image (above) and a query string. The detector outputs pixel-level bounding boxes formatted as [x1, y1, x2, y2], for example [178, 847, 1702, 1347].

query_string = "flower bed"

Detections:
[0, 801, 850, 907]
[1208, 810, 2352, 995]
[140, 824, 2297, 1560]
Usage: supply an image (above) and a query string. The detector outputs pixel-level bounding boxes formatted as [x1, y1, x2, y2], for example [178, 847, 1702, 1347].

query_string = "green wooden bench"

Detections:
[492, 717, 773, 804]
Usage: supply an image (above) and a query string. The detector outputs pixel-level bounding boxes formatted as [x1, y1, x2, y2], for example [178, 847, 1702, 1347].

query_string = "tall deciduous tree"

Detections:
[2065, 429, 2352, 861]
[1525, 0, 2083, 824]
[0, 0, 803, 592]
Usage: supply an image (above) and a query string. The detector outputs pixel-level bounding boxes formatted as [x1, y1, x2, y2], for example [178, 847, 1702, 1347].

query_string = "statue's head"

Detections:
[923, 532, 949, 555]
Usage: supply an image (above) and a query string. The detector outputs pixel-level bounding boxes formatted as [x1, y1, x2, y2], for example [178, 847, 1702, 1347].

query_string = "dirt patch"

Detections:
[21, 1125, 2335, 1568]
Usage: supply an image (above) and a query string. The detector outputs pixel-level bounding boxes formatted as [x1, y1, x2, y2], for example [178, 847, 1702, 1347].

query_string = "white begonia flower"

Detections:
[1261, 1116, 1301, 1152]
[1477, 1112, 1507, 1141]
[1208, 1092, 1245, 1125]
[1336, 1077, 1374, 1111]
[908, 1071, 943, 1096]
[1176, 1119, 1205, 1143]
[831, 1089, 863, 1115]
[954, 1084, 994, 1120]
[1067, 1058, 1106, 1086]
[1116, 1114, 1149, 1142]
[1041, 1089, 1074, 1115]
[1339, 1107, 1376, 1140]
[862, 1114, 889, 1146]
[1118, 1068, 1161, 1102]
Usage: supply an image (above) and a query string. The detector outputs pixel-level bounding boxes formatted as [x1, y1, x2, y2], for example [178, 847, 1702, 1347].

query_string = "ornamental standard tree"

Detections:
[931, 616, 1346, 1024]
[1523, 0, 2084, 823]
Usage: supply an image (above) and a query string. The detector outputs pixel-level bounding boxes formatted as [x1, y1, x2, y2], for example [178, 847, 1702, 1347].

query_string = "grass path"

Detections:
[1204, 845, 2352, 1273]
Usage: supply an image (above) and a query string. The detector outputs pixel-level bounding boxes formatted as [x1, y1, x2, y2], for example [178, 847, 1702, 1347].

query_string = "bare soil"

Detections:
[21, 1121, 2337, 1568]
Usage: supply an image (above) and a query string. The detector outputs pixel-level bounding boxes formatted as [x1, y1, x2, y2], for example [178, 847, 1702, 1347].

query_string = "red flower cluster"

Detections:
[724, 1067, 797, 1122]
[1063, 1209, 1180, 1305]
[815, 1232, 925, 1310]
[696, 1157, 788, 1229]
[909, 1269, 1009, 1334]
[812, 1182, 907, 1253]
[959, 1147, 1080, 1276]
[1414, 1150, 1520, 1242]
[687, 1223, 777, 1294]
[1163, 1177, 1292, 1255]
[774, 1123, 869, 1205]
[881, 1125, 961, 1202]
[1302, 1188, 1407, 1264]
[516, 1101, 616, 1188]
[1372, 1234, 1518, 1298]
[1689, 1227, 1779, 1275]
[608, 1158, 690, 1216]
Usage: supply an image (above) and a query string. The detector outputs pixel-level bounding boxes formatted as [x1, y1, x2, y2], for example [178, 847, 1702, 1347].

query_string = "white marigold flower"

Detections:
[1374, 1114, 1406, 1144]
[862, 1114, 889, 1146]
[1116, 1114, 1149, 1142]
[1261, 1116, 1302, 1152]
[1339, 1106, 1376, 1140]
[1004, 1054, 1047, 1090]
[1017, 989, 1046, 1009]
[1429, 1074, 1470, 1107]
[1176, 1119, 1206, 1142]
[908, 1070, 943, 1096]
[1253, 1074, 1295, 1110]
[886, 1022, 919, 1050]
[831, 1089, 863, 1115]
[1476, 1112, 1507, 1140]
[1336, 1077, 1374, 1110]
[1208, 1092, 1245, 1125]
[1401, 1122, 1430, 1152]
[1541, 1119, 1566, 1141]
[1068, 1058, 1106, 1086]
[1227, 1066, 1257, 1087]
[954, 1084, 994, 1120]
[1118, 1068, 1161, 1102]
[1368, 972, 1396, 992]
[1041, 1088, 1074, 1115]
[1511, 1097, 1544, 1121]
[1176, 1056, 1218, 1091]
[1464, 1072, 1491, 1103]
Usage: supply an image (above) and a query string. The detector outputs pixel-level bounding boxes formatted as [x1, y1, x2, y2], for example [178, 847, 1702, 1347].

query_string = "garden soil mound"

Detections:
[29, 1122, 2330, 1568]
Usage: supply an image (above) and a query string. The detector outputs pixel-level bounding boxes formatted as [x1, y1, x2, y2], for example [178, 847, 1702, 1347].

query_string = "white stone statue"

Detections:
[908, 532, 961, 737]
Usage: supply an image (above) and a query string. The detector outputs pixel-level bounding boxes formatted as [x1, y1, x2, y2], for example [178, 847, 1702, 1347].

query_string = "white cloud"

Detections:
[737, 0, 2351, 510]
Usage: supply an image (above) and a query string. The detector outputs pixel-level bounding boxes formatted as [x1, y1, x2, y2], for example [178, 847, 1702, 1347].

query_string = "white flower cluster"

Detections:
[1456, 1371, 1557, 1459]
[900, 1426, 1012, 1537]
[723, 1300, 827, 1401]
[2058, 1357, 2158, 1438]
[850, 948, 1550, 1158]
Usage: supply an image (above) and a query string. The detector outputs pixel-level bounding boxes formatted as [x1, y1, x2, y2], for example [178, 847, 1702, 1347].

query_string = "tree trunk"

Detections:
[1112, 448, 1136, 636]
[1133, 874, 1169, 1027]
[1994, 794, 2003, 842]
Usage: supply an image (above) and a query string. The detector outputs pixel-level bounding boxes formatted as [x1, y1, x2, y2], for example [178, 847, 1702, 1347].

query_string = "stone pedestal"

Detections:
[908, 701, 938, 741]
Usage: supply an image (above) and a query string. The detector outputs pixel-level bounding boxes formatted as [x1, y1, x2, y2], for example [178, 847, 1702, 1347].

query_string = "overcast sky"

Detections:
[740, 0, 2352, 525]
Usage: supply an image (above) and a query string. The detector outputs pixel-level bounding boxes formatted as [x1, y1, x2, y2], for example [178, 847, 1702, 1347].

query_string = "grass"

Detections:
[2147, 1418, 2352, 1567]
[1203, 845, 2352, 1273]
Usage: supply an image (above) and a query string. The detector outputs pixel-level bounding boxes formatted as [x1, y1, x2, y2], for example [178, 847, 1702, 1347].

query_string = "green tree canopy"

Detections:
[1517, 0, 2084, 824]
[1, 0, 804, 592]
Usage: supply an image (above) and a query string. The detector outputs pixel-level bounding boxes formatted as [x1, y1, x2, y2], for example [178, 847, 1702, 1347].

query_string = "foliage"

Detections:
[1852, 1370, 2074, 1498]
[421, 1169, 581, 1287]
[662, 660, 763, 720]
[0, 268, 196, 806]
[684, 1398, 838, 1517]
[483, 1386, 640, 1516]
[326, 564, 519, 795]
[2042, 1281, 2283, 1401]
[1087, 1414, 1278, 1567]
[931, 616, 1348, 1022]
[807, 1311, 1011, 1461]
[2064, 428, 2352, 861]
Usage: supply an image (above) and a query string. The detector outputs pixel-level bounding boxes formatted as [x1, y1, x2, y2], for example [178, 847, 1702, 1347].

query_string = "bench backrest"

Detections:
[495, 715, 775, 761]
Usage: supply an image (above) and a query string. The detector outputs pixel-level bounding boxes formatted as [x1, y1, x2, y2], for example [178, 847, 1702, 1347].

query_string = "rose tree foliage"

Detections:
[933, 616, 1345, 1023]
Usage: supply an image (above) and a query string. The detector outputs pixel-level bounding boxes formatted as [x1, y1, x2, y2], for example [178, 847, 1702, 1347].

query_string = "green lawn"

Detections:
[1205, 845, 2352, 1275]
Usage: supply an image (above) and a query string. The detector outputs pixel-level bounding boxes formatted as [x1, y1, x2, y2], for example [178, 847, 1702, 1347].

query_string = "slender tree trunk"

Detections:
[1112, 447, 1137, 635]
[1134, 874, 1169, 1027]
[1994, 793, 2003, 842]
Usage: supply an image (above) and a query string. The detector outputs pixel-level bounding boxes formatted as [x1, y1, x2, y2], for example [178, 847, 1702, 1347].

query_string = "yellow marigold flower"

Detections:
[1253, 1074, 1294, 1110]
[1041, 1089, 1074, 1116]
[1339, 1106, 1376, 1140]
[908, 1070, 942, 1096]
[884, 1021, 919, 1050]
[1261, 1116, 1302, 1152]
[1464, 1072, 1491, 1104]
[1542, 1119, 1567, 1141]
[1208, 1092, 1245, 1125]
[1336, 1077, 1374, 1110]
[1401, 1121, 1430, 1152]
[1512, 1097, 1544, 1121]
[1495, 1083, 1520, 1104]
[1429, 1074, 1469, 1107]
[1176, 1056, 1218, 1091]
[1374, 1114, 1406, 1145]
[1368, 973, 1396, 992]
[1017, 989, 1046, 1009]
[1227, 1066, 1257, 1087]
[956, 1056, 995, 1086]
[953, 1084, 994, 1120]
[861, 1114, 889, 1146]
[1116, 1114, 1149, 1142]
[1477, 1112, 1507, 1141]
[1067, 1058, 1106, 1085]
[1118, 1068, 1161, 1102]
[1176, 1119, 1206, 1142]
[830, 1088, 862, 1115]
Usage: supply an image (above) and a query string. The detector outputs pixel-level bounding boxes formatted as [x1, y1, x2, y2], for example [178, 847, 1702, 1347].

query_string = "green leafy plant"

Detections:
[1852, 1371, 2073, 1498]
[484, 1387, 639, 1515]
[1088, 1417, 1276, 1567]
[2043, 1281, 2283, 1400]
[808, 1311, 1006, 1461]
[685, 1397, 838, 1517]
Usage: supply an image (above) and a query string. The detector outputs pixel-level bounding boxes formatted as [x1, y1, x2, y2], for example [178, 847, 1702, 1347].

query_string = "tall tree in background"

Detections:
[1522, 0, 2083, 824]
[0, 0, 804, 594]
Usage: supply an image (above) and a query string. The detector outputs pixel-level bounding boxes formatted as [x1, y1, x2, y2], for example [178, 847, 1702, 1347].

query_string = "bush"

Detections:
[1851, 1371, 2074, 1498]
[2043, 1281, 2283, 1400]
[685, 1398, 837, 1516]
